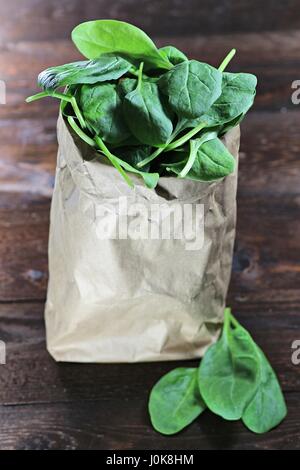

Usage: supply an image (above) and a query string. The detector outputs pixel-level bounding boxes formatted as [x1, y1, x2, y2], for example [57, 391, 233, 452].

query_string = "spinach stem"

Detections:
[26, 90, 86, 129]
[228, 311, 241, 329]
[94, 136, 134, 188]
[137, 62, 144, 90]
[128, 67, 140, 78]
[218, 49, 236, 72]
[137, 122, 207, 169]
[26, 90, 72, 103]
[137, 146, 164, 168]
[166, 122, 207, 151]
[26, 91, 55, 102]
[70, 96, 86, 129]
[178, 140, 197, 178]
[223, 307, 232, 342]
[67, 116, 96, 147]
[67, 117, 133, 188]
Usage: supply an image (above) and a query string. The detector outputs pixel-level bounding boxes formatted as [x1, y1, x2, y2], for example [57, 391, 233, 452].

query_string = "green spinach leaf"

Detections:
[177, 131, 217, 178]
[123, 80, 173, 146]
[202, 72, 257, 126]
[242, 347, 287, 433]
[148, 308, 287, 435]
[38, 55, 132, 91]
[27, 20, 258, 190]
[118, 77, 137, 97]
[168, 137, 235, 181]
[72, 20, 172, 70]
[158, 60, 222, 119]
[115, 155, 159, 189]
[79, 83, 131, 144]
[149, 368, 206, 435]
[118, 146, 152, 172]
[198, 308, 260, 420]
[159, 46, 188, 65]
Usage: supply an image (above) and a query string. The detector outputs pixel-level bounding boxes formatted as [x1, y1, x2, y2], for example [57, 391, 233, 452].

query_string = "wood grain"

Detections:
[0, 194, 50, 301]
[0, 394, 299, 450]
[1, 0, 300, 43]
[0, 302, 299, 404]
[0, 301, 299, 450]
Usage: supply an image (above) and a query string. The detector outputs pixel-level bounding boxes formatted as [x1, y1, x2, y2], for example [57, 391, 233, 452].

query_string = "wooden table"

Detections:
[0, 0, 299, 450]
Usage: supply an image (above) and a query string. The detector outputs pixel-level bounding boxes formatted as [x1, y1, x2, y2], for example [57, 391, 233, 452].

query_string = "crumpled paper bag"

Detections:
[45, 114, 240, 362]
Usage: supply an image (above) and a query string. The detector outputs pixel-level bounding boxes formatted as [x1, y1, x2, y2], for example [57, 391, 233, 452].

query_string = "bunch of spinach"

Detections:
[27, 19, 257, 188]
[149, 308, 287, 435]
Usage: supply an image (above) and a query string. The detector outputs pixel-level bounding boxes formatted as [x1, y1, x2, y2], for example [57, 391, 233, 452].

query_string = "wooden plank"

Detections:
[0, 301, 299, 406]
[1, 31, 300, 118]
[0, 195, 50, 301]
[1, 0, 300, 43]
[0, 389, 300, 450]
[239, 112, 300, 195]
[0, 392, 299, 450]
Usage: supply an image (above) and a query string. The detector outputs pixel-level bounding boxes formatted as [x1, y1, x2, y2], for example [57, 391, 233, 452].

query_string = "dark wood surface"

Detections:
[0, 0, 299, 450]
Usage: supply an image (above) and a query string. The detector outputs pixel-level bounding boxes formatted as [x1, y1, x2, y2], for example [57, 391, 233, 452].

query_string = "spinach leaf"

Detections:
[115, 155, 159, 189]
[158, 60, 222, 119]
[148, 309, 286, 435]
[123, 80, 173, 146]
[118, 146, 152, 172]
[242, 347, 287, 433]
[72, 20, 172, 70]
[149, 368, 206, 435]
[60, 85, 79, 118]
[202, 72, 257, 126]
[27, 20, 258, 189]
[93, 134, 159, 188]
[109, 135, 142, 149]
[79, 83, 131, 144]
[38, 55, 132, 91]
[176, 131, 217, 178]
[167, 137, 235, 181]
[159, 46, 188, 65]
[198, 308, 260, 420]
[218, 112, 244, 135]
[118, 77, 137, 97]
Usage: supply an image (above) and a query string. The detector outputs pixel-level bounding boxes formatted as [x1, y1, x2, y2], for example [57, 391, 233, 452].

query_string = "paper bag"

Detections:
[45, 115, 240, 362]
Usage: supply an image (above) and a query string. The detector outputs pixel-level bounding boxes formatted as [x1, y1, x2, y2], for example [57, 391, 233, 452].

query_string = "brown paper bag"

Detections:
[45, 115, 240, 363]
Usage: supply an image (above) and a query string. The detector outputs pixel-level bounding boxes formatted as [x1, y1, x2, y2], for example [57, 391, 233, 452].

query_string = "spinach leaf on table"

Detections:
[38, 55, 132, 91]
[123, 80, 173, 146]
[198, 309, 260, 420]
[79, 83, 131, 144]
[242, 346, 287, 433]
[72, 19, 172, 70]
[158, 60, 222, 119]
[149, 368, 206, 435]
[148, 308, 287, 435]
